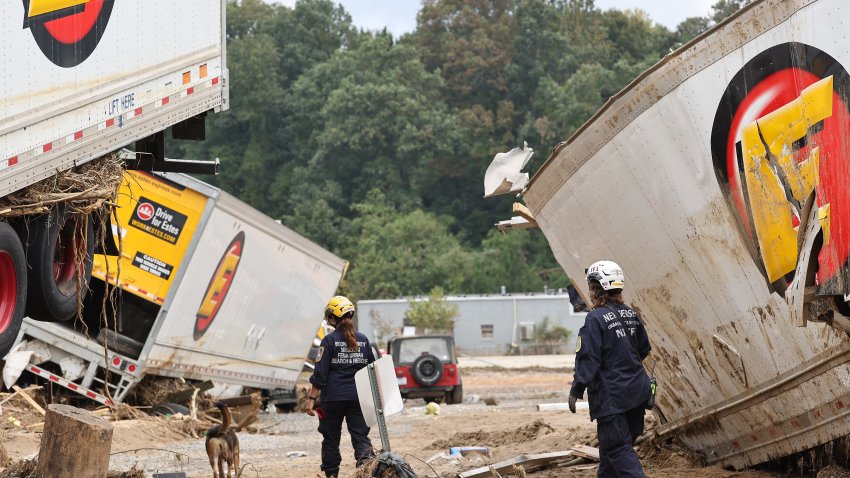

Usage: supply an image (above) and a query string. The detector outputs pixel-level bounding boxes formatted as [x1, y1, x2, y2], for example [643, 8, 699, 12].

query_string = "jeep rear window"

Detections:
[397, 338, 452, 364]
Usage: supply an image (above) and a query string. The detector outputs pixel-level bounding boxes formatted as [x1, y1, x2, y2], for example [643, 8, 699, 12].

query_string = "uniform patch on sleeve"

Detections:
[575, 336, 582, 353]
[316, 346, 324, 362]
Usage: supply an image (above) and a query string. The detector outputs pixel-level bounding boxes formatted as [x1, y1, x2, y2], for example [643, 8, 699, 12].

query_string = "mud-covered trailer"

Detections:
[521, 0, 850, 469]
[10, 171, 347, 405]
[0, 1, 228, 358]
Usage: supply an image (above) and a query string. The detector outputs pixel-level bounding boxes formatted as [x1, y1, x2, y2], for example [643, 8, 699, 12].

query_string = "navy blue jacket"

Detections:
[570, 303, 651, 420]
[309, 330, 376, 402]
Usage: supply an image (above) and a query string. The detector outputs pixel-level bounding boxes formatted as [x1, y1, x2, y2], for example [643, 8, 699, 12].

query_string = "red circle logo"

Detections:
[23, 0, 115, 68]
[136, 203, 154, 221]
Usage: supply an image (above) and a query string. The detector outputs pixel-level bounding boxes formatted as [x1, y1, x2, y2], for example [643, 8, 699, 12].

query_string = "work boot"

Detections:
[324, 469, 339, 478]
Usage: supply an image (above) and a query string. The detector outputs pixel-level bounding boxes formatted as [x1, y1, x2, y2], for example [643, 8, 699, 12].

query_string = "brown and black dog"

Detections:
[205, 402, 241, 478]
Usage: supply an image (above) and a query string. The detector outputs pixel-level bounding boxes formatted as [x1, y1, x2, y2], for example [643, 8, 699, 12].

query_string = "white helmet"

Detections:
[585, 260, 624, 291]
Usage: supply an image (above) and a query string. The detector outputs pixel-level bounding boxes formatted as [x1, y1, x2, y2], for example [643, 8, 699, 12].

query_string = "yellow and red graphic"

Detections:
[92, 171, 208, 306]
[22, 0, 114, 68]
[194, 232, 246, 340]
[711, 43, 850, 295]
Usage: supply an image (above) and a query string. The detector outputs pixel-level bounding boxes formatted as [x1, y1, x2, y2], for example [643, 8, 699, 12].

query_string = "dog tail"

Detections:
[216, 402, 232, 434]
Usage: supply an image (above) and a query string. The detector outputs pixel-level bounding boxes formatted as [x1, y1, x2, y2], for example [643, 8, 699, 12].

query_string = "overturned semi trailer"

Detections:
[518, 0, 850, 470]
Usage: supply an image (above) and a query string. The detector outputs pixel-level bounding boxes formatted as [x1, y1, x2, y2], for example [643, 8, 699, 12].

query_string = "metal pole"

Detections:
[367, 363, 390, 452]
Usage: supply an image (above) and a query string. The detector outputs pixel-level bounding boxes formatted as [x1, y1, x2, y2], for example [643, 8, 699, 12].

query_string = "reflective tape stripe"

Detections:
[1, 76, 222, 175]
[27, 364, 113, 406]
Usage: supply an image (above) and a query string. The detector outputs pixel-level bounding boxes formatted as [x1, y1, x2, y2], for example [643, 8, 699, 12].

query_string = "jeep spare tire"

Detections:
[412, 353, 443, 386]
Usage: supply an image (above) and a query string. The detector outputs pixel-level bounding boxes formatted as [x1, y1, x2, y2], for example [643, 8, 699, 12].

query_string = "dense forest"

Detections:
[171, 0, 749, 300]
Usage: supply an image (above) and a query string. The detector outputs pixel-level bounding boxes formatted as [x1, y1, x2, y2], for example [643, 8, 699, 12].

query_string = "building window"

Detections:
[481, 324, 494, 339]
[520, 322, 535, 342]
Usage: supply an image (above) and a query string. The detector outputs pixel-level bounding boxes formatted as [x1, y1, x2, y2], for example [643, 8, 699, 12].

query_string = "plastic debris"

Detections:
[450, 447, 491, 459]
[371, 451, 417, 478]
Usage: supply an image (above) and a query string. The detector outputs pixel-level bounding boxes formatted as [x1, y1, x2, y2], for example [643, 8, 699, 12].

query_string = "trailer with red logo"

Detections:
[8, 171, 348, 405]
[0, 1, 229, 362]
[488, 0, 850, 470]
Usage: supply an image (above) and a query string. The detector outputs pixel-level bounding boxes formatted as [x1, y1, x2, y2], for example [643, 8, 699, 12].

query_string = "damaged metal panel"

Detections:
[522, 0, 850, 469]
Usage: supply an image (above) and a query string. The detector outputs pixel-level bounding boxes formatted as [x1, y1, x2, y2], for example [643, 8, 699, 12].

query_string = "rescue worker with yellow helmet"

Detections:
[307, 296, 376, 477]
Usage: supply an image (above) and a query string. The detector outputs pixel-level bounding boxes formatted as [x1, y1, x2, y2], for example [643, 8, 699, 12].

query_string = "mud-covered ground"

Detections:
[0, 364, 825, 477]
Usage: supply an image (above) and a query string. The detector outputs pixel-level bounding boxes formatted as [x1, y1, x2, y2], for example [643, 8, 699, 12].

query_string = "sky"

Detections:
[271, 1, 719, 37]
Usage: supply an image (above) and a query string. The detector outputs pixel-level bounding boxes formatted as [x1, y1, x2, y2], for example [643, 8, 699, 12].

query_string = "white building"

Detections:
[357, 291, 587, 356]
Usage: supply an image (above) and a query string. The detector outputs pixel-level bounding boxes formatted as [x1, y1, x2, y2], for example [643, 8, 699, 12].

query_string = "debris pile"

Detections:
[0, 385, 48, 432]
[0, 459, 144, 478]
[429, 418, 554, 449]
[0, 153, 125, 218]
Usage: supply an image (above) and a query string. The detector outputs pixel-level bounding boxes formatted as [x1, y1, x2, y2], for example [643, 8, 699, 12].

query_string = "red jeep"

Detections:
[389, 335, 462, 404]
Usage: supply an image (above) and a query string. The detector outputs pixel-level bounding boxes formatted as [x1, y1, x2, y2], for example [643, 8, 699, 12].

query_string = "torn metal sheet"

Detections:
[484, 142, 533, 197]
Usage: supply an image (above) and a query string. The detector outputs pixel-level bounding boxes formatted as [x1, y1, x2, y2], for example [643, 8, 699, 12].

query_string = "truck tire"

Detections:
[23, 207, 94, 322]
[96, 328, 144, 359]
[150, 403, 191, 417]
[0, 223, 26, 357]
[412, 354, 443, 387]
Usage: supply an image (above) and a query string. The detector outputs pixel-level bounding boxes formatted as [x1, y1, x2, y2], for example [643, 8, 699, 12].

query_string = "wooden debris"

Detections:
[0, 385, 38, 406]
[12, 386, 45, 416]
[165, 380, 214, 405]
[569, 445, 599, 461]
[34, 405, 113, 478]
[537, 402, 589, 411]
[458, 451, 574, 478]
[26, 422, 44, 431]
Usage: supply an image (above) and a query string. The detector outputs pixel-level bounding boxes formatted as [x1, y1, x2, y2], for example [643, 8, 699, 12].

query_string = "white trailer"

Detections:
[506, 0, 850, 469]
[0, 1, 228, 357]
[10, 171, 347, 405]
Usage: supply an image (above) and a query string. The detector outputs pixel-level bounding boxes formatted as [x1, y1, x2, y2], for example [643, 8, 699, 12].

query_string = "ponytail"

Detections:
[336, 315, 359, 351]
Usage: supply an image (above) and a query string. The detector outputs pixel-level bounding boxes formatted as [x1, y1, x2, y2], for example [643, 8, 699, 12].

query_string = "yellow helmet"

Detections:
[325, 295, 355, 321]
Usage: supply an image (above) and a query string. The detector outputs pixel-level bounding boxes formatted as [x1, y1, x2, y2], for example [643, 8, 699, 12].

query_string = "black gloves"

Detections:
[568, 394, 578, 413]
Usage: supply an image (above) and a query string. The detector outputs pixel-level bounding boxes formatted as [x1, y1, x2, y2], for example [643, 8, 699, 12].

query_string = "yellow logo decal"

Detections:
[740, 76, 833, 283]
[27, 0, 89, 18]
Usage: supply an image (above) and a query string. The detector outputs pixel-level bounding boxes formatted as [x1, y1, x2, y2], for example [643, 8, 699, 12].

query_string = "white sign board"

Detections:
[355, 355, 404, 427]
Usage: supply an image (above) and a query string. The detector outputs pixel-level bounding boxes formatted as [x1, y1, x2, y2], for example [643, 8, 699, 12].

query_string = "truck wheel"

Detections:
[412, 354, 443, 386]
[448, 383, 463, 404]
[24, 207, 94, 322]
[0, 223, 26, 356]
[150, 402, 191, 417]
[96, 328, 144, 359]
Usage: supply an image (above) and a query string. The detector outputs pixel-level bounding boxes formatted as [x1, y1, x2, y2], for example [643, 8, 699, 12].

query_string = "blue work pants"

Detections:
[317, 400, 374, 476]
[596, 405, 646, 477]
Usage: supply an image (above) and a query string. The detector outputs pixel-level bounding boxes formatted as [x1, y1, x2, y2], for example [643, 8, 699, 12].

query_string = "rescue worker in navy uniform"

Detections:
[306, 296, 377, 478]
[568, 260, 652, 477]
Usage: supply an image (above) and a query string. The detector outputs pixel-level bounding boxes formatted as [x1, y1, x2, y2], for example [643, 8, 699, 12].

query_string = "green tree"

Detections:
[536, 317, 573, 343]
[465, 229, 569, 293]
[674, 16, 711, 46]
[711, 0, 750, 24]
[342, 190, 473, 299]
[404, 287, 459, 333]
[279, 34, 463, 220]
